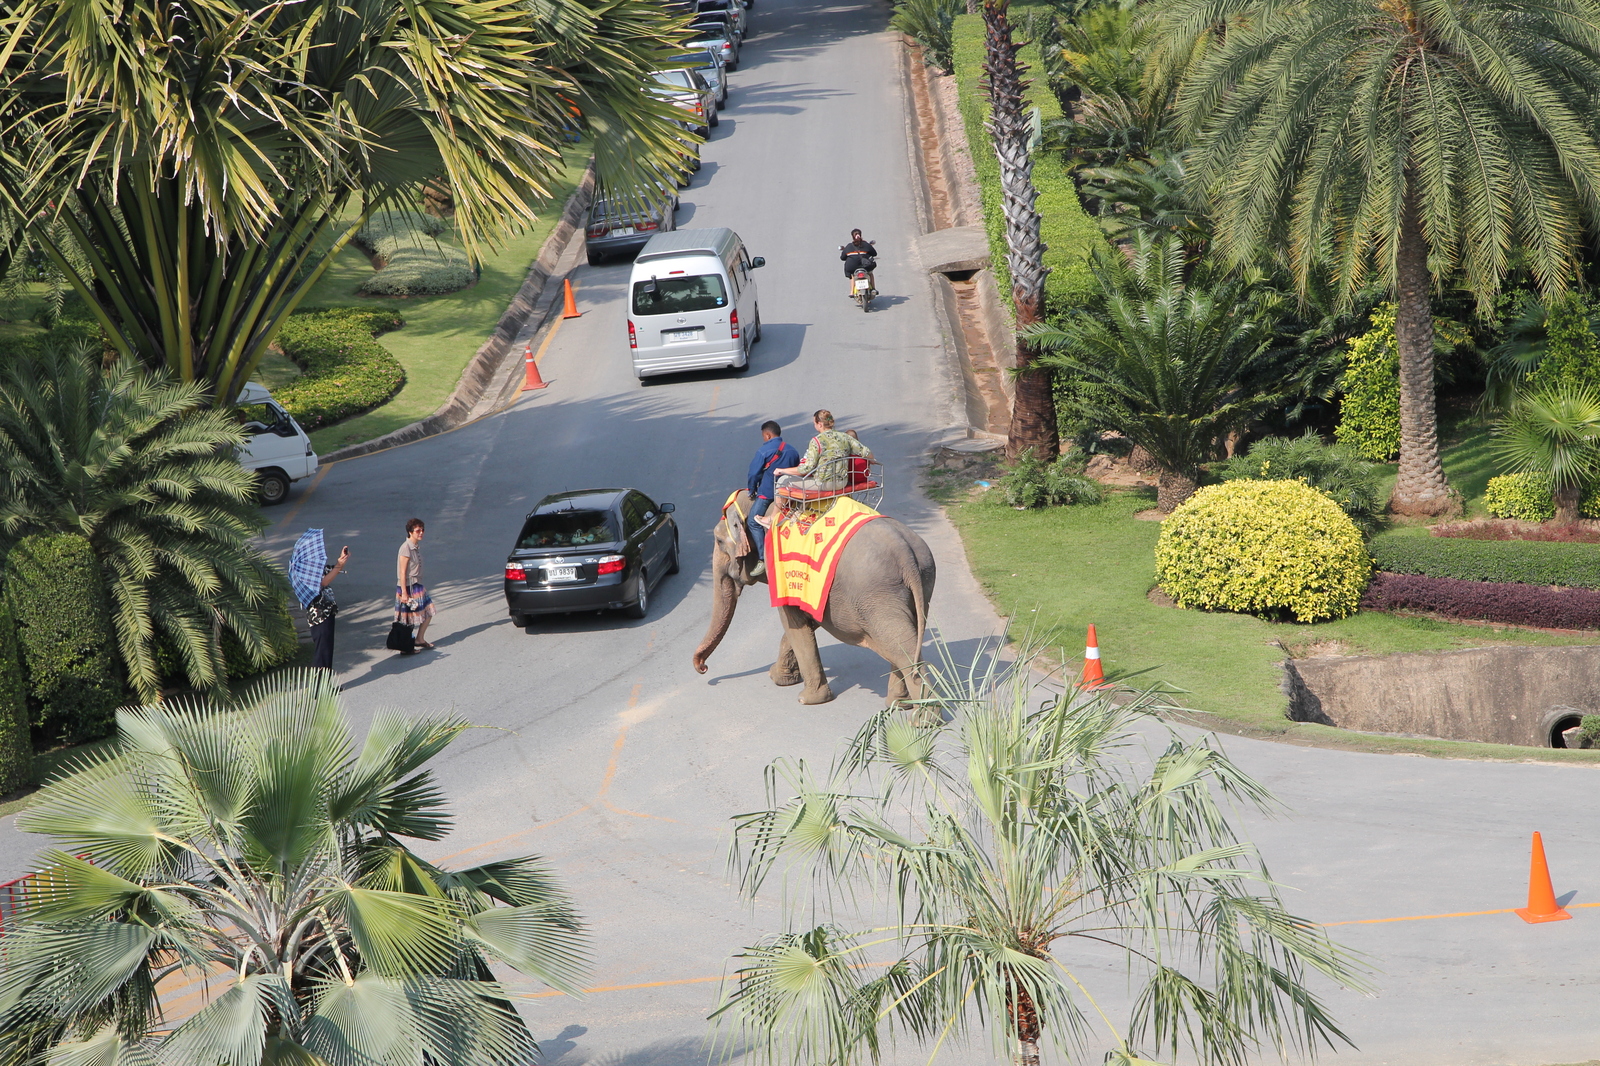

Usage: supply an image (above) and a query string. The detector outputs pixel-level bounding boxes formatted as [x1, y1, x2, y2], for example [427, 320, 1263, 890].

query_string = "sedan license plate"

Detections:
[611, 226, 635, 236]
[546, 565, 579, 582]
[664, 328, 701, 343]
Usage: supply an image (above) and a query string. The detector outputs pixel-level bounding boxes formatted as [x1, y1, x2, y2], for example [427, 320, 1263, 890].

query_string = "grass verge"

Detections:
[300, 147, 588, 453]
[944, 486, 1600, 762]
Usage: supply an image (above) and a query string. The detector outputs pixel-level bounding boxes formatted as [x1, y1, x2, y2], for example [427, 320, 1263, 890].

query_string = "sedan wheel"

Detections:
[666, 540, 680, 575]
[625, 571, 650, 618]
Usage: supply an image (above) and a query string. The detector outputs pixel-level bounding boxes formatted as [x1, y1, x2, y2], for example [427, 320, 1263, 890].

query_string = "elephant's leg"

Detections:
[779, 608, 834, 705]
[770, 630, 802, 687]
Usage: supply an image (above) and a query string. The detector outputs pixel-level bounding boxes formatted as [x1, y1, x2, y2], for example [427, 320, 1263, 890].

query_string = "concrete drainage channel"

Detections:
[1283, 645, 1600, 748]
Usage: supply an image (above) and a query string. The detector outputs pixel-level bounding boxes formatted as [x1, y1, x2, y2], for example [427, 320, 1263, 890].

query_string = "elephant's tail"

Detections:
[902, 540, 930, 660]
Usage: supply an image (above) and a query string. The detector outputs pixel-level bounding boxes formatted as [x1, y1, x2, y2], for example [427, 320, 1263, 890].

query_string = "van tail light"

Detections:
[628, 320, 637, 350]
[730, 308, 740, 340]
[597, 555, 626, 575]
[505, 563, 527, 581]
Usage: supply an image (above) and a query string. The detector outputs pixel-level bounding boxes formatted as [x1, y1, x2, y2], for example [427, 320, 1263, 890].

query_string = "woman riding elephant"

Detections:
[692, 491, 935, 705]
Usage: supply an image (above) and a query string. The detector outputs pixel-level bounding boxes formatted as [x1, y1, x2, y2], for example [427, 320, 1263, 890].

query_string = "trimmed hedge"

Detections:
[1368, 530, 1600, 589]
[1362, 572, 1600, 630]
[4, 534, 123, 745]
[1156, 480, 1372, 623]
[950, 13, 1102, 313]
[273, 307, 407, 430]
[0, 601, 31, 795]
[1482, 472, 1600, 522]
[355, 211, 477, 297]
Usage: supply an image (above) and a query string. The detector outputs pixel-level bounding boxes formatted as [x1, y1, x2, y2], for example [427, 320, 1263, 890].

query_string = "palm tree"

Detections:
[0, 343, 292, 699]
[712, 643, 1368, 1066]
[1493, 384, 1600, 524]
[0, 670, 589, 1066]
[0, 0, 690, 404]
[1024, 236, 1288, 510]
[1150, 0, 1600, 517]
[981, 0, 1060, 461]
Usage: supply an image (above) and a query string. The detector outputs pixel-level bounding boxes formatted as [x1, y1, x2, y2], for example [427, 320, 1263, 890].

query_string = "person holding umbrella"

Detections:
[290, 529, 349, 670]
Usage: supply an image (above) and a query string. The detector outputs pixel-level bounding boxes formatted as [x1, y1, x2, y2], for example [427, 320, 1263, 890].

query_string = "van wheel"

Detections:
[752, 312, 763, 343]
[257, 469, 291, 506]
[710, 109, 720, 129]
[625, 571, 650, 618]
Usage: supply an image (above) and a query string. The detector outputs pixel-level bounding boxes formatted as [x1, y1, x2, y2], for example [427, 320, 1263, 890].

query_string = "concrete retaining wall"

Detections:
[1284, 645, 1600, 746]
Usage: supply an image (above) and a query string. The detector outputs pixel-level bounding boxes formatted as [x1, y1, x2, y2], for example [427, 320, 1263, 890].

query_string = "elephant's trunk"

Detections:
[693, 557, 742, 673]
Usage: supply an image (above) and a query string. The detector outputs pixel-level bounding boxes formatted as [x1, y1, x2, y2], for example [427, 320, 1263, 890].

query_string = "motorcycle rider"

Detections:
[839, 229, 877, 298]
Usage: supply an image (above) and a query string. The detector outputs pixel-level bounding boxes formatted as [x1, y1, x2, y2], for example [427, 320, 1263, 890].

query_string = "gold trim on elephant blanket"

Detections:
[767, 496, 882, 621]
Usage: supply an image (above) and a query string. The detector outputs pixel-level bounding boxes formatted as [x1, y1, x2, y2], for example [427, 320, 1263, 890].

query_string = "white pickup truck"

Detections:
[236, 382, 318, 505]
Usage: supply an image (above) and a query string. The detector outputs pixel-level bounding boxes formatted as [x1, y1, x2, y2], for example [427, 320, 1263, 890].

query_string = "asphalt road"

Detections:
[5, 1, 1600, 1063]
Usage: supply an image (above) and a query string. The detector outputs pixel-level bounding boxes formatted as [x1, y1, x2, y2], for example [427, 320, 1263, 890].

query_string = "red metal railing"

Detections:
[0, 871, 33, 936]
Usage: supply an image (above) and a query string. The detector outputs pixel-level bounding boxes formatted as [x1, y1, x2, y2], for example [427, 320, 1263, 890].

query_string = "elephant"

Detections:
[692, 492, 936, 705]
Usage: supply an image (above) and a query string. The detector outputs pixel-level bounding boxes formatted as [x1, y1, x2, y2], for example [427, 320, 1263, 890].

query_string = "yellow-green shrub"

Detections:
[1156, 480, 1372, 623]
[1334, 305, 1400, 461]
[1482, 472, 1600, 521]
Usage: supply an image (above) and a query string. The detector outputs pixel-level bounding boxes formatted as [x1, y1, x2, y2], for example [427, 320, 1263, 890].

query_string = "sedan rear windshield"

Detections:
[632, 274, 728, 315]
[517, 510, 617, 549]
[652, 69, 694, 90]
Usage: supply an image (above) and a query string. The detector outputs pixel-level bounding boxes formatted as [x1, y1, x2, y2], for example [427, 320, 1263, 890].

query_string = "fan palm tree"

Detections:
[1150, 0, 1600, 516]
[0, 670, 589, 1066]
[1493, 384, 1600, 524]
[0, 343, 291, 699]
[712, 643, 1368, 1066]
[980, 0, 1060, 461]
[1024, 236, 1288, 510]
[0, 0, 690, 404]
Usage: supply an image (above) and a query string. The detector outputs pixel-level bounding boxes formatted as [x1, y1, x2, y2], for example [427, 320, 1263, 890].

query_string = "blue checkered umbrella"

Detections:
[289, 529, 327, 609]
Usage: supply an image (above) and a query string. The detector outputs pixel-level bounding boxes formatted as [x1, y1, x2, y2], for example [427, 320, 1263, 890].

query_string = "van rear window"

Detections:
[632, 274, 728, 315]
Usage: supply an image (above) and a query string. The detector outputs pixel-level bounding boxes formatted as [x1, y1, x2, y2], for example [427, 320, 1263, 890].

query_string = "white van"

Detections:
[627, 227, 765, 380]
[235, 382, 318, 506]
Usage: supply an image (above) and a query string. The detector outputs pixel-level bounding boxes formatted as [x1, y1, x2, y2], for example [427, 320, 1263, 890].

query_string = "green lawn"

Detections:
[945, 483, 1600, 761]
[298, 148, 589, 453]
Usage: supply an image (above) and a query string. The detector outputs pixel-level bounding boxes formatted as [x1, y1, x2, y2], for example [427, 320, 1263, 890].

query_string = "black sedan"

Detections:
[503, 488, 679, 625]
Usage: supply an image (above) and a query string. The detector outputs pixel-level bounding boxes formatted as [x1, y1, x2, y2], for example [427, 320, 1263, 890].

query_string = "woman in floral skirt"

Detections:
[395, 518, 436, 651]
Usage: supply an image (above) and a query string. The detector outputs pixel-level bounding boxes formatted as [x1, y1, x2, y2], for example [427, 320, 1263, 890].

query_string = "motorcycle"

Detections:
[841, 241, 878, 312]
[851, 266, 876, 312]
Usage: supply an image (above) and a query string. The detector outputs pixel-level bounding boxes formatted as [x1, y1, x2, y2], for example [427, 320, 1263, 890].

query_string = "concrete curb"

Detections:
[321, 161, 597, 464]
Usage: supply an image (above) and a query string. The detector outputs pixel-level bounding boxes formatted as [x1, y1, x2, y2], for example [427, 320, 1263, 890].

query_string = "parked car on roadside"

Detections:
[651, 67, 717, 137]
[503, 489, 679, 623]
[687, 15, 740, 70]
[696, 0, 747, 40]
[585, 185, 678, 265]
[234, 382, 318, 505]
[666, 47, 727, 109]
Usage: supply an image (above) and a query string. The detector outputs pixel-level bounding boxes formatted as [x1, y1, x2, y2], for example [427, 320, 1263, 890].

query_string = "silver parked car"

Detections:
[650, 67, 717, 137]
[696, 0, 747, 40]
[687, 15, 740, 70]
[668, 47, 727, 109]
[585, 186, 678, 265]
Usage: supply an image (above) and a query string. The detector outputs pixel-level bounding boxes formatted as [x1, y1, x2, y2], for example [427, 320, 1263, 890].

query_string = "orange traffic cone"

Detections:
[1079, 625, 1106, 689]
[561, 278, 582, 319]
[1515, 831, 1571, 924]
[521, 343, 548, 391]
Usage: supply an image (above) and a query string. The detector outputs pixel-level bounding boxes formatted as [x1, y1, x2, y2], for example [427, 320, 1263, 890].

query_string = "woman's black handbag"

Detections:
[386, 621, 416, 653]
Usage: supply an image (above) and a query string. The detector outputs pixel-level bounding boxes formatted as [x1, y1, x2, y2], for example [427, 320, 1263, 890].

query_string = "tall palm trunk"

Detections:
[981, 0, 1059, 461]
[1390, 188, 1458, 516]
[1008, 977, 1042, 1066]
